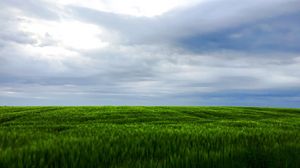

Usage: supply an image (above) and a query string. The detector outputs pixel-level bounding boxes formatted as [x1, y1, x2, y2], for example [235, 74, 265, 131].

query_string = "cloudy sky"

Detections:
[1, 0, 300, 106]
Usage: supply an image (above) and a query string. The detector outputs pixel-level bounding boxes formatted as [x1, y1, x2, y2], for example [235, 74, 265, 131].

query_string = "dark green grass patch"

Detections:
[0, 106, 299, 168]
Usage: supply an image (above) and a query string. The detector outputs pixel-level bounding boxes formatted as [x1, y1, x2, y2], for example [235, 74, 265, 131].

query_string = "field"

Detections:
[0, 106, 299, 168]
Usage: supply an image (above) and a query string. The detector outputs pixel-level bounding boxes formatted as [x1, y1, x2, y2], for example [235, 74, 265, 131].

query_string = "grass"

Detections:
[0, 106, 299, 168]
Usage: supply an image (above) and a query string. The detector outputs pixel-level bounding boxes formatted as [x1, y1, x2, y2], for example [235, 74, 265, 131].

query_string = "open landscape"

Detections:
[0, 106, 299, 167]
[1, 0, 300, 167]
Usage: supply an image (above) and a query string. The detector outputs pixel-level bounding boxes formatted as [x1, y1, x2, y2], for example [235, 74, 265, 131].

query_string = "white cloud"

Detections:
[49, 0, 203, 17]
[19, 16, 108, 50]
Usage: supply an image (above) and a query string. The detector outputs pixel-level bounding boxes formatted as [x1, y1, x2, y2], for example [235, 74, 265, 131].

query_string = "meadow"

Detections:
[0, 106, 299, 168]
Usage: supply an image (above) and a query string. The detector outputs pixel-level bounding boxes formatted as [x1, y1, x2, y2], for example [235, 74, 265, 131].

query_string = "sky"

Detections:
[1, 0, 300, 107]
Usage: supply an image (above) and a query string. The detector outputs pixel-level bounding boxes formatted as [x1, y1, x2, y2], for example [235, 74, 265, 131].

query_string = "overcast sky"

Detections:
[1, 0, 300, 106]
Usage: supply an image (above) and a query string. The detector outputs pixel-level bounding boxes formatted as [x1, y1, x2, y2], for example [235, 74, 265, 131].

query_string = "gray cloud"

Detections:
[0, 0, 300, 106]
[69, 0, 300, 44]
[0, 0, 61, 20]
[179, 12, 300, 53]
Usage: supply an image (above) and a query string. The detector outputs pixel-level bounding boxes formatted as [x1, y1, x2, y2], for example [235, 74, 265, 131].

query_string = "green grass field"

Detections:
[0, 106, 299, 168]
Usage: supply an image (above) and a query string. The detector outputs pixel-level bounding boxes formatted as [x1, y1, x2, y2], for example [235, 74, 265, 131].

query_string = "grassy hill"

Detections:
[0, 106, 299, 167]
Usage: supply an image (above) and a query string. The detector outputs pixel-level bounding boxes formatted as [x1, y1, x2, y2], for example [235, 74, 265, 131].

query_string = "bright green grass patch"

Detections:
[0, 106, 299, 168]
